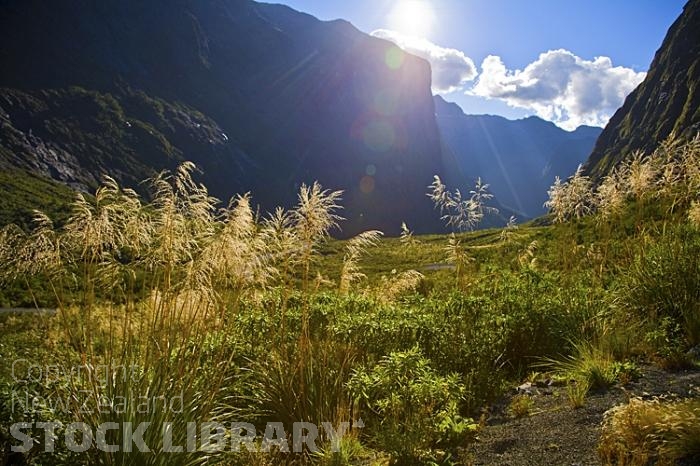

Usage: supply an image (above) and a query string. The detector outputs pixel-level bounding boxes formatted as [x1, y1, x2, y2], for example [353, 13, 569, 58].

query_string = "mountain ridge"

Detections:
[434, 95, 601, 218]
[584, 0, 700, 179]
[0, 0, 445, 236]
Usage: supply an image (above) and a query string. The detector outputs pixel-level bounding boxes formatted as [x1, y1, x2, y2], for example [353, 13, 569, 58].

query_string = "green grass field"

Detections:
[1, 137, 699, 465]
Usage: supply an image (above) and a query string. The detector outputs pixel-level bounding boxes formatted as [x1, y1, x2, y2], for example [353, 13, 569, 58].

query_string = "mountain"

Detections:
[0, 0, 444, 236]
[585, 0, 700, 179]
[434, 96, 602, 218]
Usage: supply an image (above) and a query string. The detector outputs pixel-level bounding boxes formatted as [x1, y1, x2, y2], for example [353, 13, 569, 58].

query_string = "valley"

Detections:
[1, 0, 699, 465]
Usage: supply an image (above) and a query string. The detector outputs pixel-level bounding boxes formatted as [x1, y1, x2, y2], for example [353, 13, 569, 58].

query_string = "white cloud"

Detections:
[371, 29, 478, 94]
[470, 49, 646, 130]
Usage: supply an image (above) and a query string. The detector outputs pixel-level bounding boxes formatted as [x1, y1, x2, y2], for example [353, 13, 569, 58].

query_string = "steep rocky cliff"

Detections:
[585, 0, 700, 179]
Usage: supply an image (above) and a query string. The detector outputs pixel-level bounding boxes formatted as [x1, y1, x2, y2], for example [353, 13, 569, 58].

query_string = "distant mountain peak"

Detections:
[433, 95, 601, 218]
[433, 95, 467, 117]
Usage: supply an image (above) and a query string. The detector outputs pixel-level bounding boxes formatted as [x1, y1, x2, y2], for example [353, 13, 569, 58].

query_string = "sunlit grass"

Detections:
[599, 398, 700, 465]
[1, 134, 699, 464]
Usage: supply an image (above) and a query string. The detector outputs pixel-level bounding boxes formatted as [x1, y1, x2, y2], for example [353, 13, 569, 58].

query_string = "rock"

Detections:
[686, 345, 700, 361]
[534, 379, 548, 388]
[0, 0, 447, 237]
[517, 382, 536, 395]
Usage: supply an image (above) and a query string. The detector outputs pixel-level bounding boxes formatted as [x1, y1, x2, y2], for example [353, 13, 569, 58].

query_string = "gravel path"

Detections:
[465, 365, 700, 466]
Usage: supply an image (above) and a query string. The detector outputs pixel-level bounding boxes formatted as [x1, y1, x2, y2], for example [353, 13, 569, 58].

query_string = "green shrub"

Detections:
[347, 346, 476, 464]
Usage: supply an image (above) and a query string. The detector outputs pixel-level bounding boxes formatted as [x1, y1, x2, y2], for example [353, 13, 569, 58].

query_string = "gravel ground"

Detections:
[464, 364, 700, 466]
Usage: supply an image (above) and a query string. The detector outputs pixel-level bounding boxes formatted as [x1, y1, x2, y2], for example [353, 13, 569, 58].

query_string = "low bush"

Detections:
[347, 346, 476, 464]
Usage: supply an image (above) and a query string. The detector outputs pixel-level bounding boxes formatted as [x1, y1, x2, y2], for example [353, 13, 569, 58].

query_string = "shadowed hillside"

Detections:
[435, 96, 601, 218]
[0, 0, 444, 235]
[585, 0, 700, 179]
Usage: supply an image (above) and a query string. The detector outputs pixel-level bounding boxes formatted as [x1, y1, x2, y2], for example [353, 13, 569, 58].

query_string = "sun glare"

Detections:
[389, 0, 436, 37]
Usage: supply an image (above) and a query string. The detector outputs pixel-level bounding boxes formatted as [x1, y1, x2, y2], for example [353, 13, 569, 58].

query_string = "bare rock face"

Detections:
[585, 0, 700, 180]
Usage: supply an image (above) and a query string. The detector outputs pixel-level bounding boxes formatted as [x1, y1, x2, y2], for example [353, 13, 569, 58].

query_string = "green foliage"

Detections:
[348, 346, 476, 463]
[642, 317, 694, 370]
[611, 361, 641, 385]
[614, 226, 700, 350]
[0, 170, 75, 230]
[2, 135, 700, 464]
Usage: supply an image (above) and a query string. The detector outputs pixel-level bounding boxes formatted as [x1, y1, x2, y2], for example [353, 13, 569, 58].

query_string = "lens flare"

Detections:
[360, 175, 376, 194]
[362, 119, 395, 152]
[384, 46, 405, 70]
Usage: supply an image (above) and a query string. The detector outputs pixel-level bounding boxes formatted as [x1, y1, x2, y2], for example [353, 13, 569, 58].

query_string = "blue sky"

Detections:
[274, 0, 686, 129]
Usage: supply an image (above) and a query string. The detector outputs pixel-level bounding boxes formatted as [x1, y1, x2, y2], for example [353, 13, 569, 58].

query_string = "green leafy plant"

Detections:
[348, 346, 476, 463]
[508, 395, 534, 418]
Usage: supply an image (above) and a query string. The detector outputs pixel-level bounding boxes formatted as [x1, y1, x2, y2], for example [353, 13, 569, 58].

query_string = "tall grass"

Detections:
[544, 165, 593, 223]
[338, 230, 382, 295]
[546, 133, 700, 225]
[545, 134, 700, 357]
[613, 226, 700, 351]
[0, 165, 347, 464]
[1, 134, 699, 464]
[428, 175, 498, 231]
[599, 398, 700, 465]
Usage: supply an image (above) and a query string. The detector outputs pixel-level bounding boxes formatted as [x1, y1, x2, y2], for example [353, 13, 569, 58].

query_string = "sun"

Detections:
[388, 0, 436, 37]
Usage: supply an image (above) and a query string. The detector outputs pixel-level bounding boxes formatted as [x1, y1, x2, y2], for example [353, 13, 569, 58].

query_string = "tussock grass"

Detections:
[0, 164, 350, 465]
[599, 398, 700, 465]
[545, 165, 593, 223]
[428, 175, 498, 232]
[543, 340, 617, 392]
[339, 230, 382, 295]
[508, 395, 534, 418]
[1, 134, 699, 464]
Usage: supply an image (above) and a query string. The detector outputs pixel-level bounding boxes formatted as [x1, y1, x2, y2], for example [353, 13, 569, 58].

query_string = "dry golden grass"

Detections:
[378, 270, 425, 304]
[689, 201, 700, 228]
[0, 163, 353, 465]
[596, 166, 627, 219]
[599, 397, 700, 465]
[339, 230, 383, 295]
[545, 165, 593, 223]
[546, 133, 700, 222]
